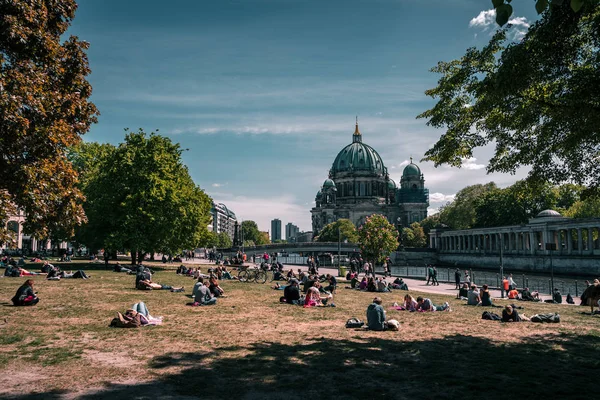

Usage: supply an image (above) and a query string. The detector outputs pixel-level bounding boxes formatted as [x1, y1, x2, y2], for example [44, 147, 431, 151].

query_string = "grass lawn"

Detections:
[1, 261, 599, 399]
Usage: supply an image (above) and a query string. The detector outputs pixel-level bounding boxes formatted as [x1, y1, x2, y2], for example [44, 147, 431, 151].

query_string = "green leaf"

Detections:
[492, 0, 504, 8]
[536, 0, 549, 13]
[551, 0, 564, 5]
[495, 4, 513, 26]
[571, 0, 584, 12]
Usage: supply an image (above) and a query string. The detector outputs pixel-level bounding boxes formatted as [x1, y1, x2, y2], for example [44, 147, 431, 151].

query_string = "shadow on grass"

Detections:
[8, 332, 600, 399]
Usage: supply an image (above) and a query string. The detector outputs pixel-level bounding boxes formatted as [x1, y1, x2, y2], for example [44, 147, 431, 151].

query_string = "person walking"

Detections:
[431, 266, 439, 286]
[426, 265, 434, 285]
[454, 268, 461, 289]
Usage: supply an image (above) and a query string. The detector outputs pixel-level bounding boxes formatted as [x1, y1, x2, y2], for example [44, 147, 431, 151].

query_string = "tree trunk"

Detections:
[131, 250, 137, 265]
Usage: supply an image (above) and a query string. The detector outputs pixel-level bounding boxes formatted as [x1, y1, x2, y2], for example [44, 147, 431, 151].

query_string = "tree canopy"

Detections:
[401, 222, 427, 248]
[439, 183, 498, 230]
[491, 0, 592, 26]
[357, 214, 399, 269]
[316, 219, 358, 243]
[73, 130, 212, 263]
[418, 1, 600, 189]
[0, 0, 98, 243]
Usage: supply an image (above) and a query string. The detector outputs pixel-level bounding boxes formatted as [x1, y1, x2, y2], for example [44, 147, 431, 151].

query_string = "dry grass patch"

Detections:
[0, 263, 599, 399]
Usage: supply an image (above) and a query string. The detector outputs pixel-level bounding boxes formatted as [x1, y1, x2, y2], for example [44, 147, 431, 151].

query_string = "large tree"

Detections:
[439, 183, 497, 229]
[241, 220, 261, 244]
[418, 1, 600, 189]
[316, 219, 358, 243]
[0, 0, 98, 243]
[401, 222, 427, 248]
[78, 130, 212, 264]
[357, 214, 399, 274]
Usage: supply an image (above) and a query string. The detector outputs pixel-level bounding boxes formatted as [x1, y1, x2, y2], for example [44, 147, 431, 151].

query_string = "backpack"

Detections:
[530, 313, 560, 323]
[345, 318, 365, 328]
[482, 311, 501, 321]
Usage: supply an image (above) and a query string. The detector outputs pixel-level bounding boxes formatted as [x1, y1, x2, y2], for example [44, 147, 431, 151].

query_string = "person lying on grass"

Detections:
[193, 277, 217, 305]
[502, 305, 522, 322]
[11, 279, 39, 306]
[391, 294, 418, 311]
[136, 267, 183, 292]
[416, 296, 451, 312]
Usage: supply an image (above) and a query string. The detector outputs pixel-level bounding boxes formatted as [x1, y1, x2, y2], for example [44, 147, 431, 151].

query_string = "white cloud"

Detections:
[469, 9, 530, 41]
[469, 9, 497, 28]
[429, 192, 456, 203]
[461, 157, 486, 170]
[212, 182, 227, 188]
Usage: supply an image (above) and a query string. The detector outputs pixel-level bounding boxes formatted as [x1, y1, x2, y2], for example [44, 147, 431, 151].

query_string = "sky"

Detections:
[68, 0, 539, 233]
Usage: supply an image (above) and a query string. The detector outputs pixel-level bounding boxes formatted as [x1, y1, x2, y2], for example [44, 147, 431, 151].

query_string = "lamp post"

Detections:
[546, 242, 556, 294]
[499, 233, 504, 297]
[337, 225, 341, 275]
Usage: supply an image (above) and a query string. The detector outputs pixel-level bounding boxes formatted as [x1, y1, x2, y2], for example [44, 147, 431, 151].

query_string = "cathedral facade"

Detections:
[311, 121, 429, 237]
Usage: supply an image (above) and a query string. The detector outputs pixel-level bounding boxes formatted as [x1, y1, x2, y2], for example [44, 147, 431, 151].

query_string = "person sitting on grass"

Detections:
[520, 287, 540, 302]
[367, 277, 377, 292]
[283, 279, 302, 304]
[508, 288, 520, 300]
[416, 296, 451, 312]
[501, 305, 522, 322]
[208, 276, 224, 297]
[286, 269, 296, 280]
[392, 277, 409, 290]
[11, 279, 39, 306]
[304, 283, 334, 307]
[544, 288, 563, 304]
[193, 277, 217, 305]
[350, 274, 360, 289]
[272, 269, 286, 281]
[324, 274, 337, 293]
[358, 277, 368, 290]
[367, 297, 387, 330]
[221, 267, 233, 280]
[480, 284, 499, 307]
[467, 285, 481, 306]
[457, 283, 469, 300]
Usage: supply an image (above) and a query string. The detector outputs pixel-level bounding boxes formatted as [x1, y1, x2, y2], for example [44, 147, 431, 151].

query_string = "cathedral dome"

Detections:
[323, 178, 335, 188]
[402, 159, 421, 177]
[331, 121, 385, 176]
[388, 179, 396, 189]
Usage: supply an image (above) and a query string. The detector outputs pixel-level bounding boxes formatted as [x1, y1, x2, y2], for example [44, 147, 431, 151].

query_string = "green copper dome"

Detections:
[323, 178, 335, 188]
[403, 160, 421, 177]
[388, 179, 396, 189]
[331, 122, 386, 175]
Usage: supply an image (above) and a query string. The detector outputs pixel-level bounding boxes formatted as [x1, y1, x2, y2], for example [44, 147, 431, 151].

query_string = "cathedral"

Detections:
[311, 120, 429, 236]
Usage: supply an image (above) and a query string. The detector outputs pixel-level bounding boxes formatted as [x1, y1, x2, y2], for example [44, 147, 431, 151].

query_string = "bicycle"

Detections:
[238, 264, 268, 284]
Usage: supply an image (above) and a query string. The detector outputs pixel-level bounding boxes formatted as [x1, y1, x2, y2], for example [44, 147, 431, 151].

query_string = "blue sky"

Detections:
[69, 0, 538, 232]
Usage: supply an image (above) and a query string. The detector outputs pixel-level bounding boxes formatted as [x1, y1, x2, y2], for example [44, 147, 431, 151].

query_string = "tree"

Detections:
[491, 0, 592, 26]
[217, 232, 232, 249]
[258, 231, 270, 245]
[203, 231, 219, 249]
[0, 0, 99, 242]
[419, 214, 442, 237]
[79, 130, 212, 264]
[401, 222, 427, 248]
[418, 2, 600, 190]
[316, 219, 358, 243]
[241, 221, 261, 244]
[439, 183, 497, 229]
[564, 197, 600, 218]
[357, 214, 399, 274]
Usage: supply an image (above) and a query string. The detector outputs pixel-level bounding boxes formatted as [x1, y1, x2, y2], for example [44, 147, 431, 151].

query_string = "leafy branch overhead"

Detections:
[418, 1, 600, 189]
[492, 0, 589, 25]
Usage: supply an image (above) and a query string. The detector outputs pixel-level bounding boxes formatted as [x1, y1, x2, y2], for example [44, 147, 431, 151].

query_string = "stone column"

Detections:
[577, 228, 583, 255]
[567, 229, 573, 255]
[588, 227, 594, 253]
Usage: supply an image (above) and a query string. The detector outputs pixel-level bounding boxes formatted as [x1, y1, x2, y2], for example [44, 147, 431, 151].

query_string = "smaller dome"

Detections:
[536, 209, 562, 218]
[316, 190, 322, 198]
[403, 162, 421, 177]
[323, 178, 335, 188]
[388, 179, 396, 189]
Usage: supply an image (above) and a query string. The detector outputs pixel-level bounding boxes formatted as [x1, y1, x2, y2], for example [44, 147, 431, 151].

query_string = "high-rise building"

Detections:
[285, 222, 299, 242]
[271, 218, 282, 242]
[210, 202, 237, 241]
